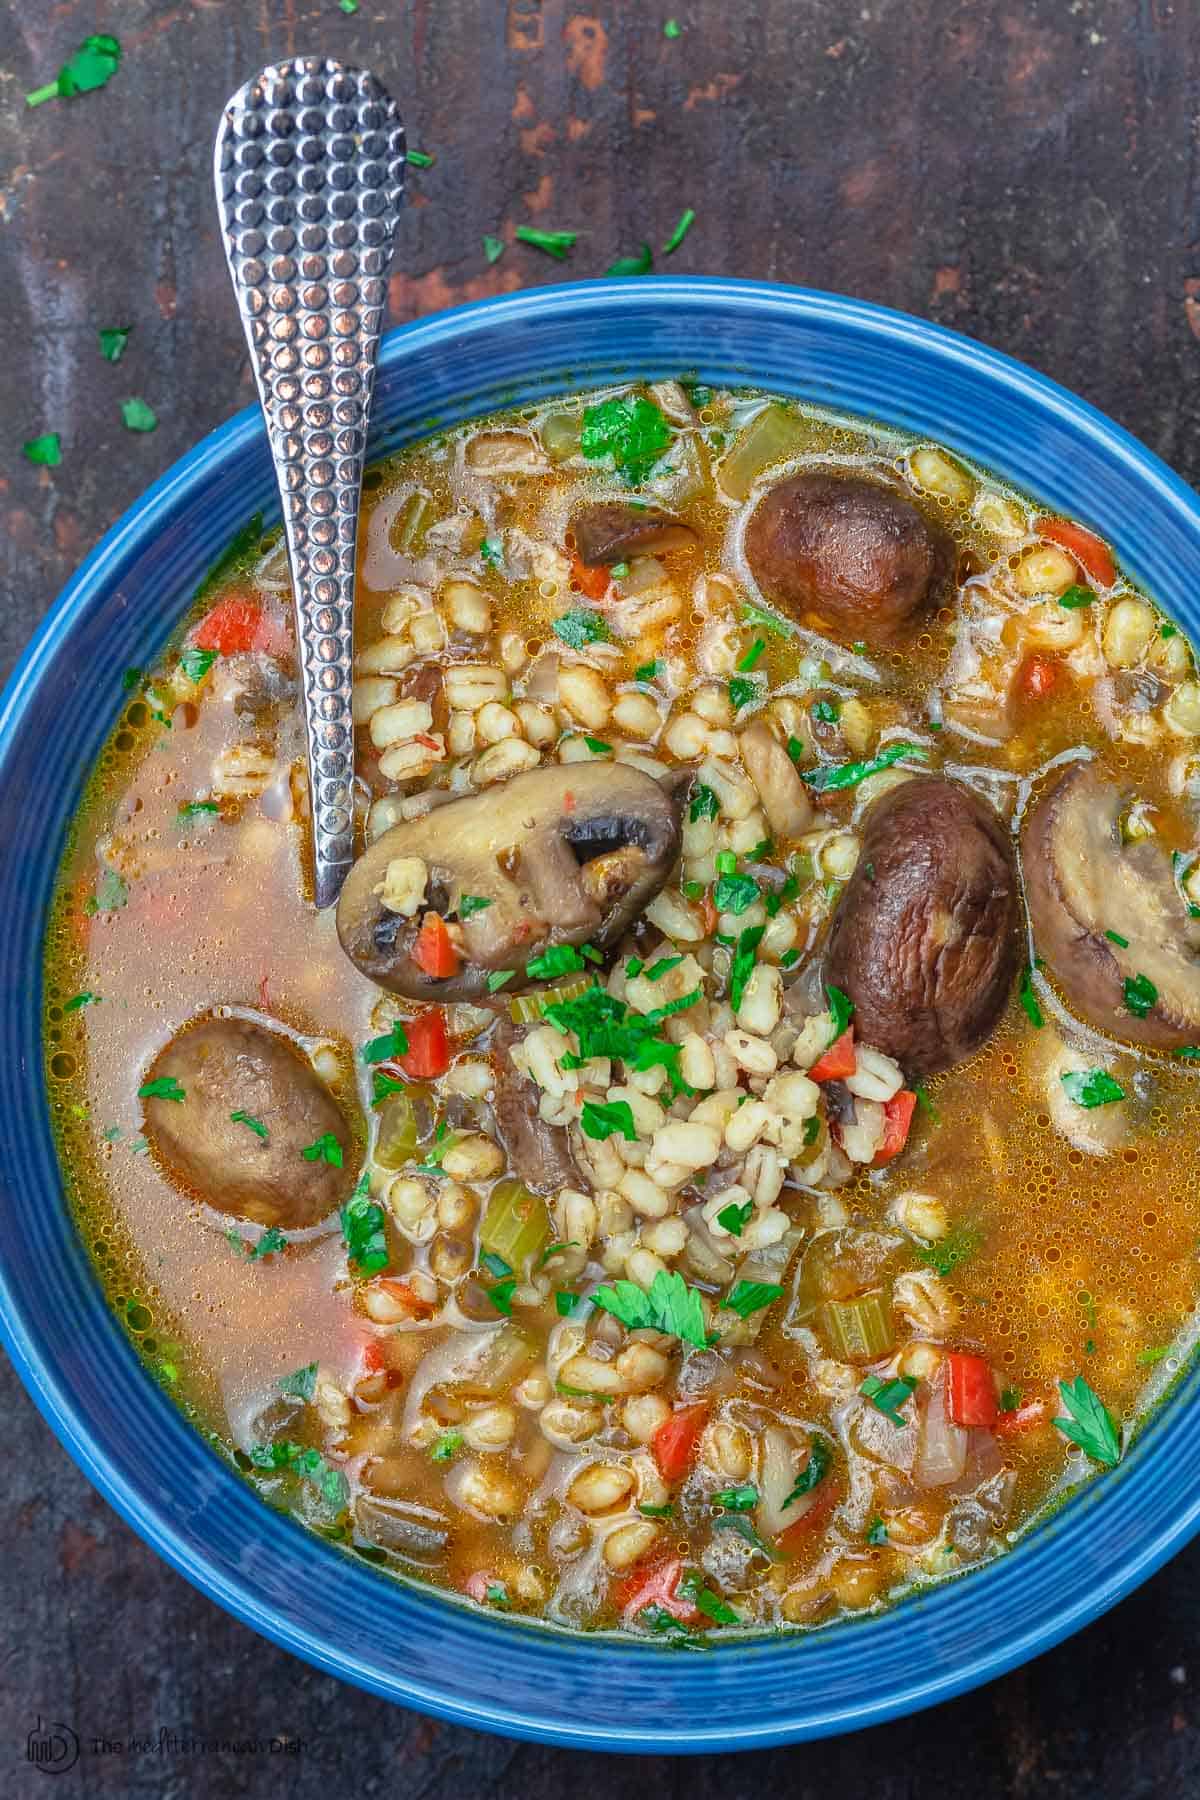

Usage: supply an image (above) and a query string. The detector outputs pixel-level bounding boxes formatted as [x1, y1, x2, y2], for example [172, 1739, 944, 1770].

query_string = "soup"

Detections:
[46, 381, 1200, 1640]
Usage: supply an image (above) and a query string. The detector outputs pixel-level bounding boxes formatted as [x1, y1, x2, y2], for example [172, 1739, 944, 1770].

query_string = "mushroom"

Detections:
[336, 762, 683, 1002]
[1022, 761, 1200, 1049]
[826, 776, 1020, 1077]
[571, 502, 697, 566]
[737, 718, 814, 839]
[743, 471, 953, 650]
[490, 1019, 582, 1193]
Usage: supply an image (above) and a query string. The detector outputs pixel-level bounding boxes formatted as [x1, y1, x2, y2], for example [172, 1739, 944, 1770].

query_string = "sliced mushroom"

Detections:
[737, 719, 814, 839]
[826, 776, 1020, 1077]
[1022, 761, 1200, 1049]
[571, 502, 697, 567]
[490, 1018, 582, 1193]
[337, 762, 682, 1002]
[743, 471, 953, 650]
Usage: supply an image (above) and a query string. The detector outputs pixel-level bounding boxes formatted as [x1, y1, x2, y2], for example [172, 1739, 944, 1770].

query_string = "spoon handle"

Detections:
[214, 59, 405, 909]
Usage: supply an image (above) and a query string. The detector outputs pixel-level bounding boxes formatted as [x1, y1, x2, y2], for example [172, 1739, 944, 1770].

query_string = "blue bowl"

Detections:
[4, 279, 1200, 1751]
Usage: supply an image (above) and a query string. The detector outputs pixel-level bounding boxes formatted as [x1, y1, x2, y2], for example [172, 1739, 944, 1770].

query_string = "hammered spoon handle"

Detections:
[214, 58, 405, 908]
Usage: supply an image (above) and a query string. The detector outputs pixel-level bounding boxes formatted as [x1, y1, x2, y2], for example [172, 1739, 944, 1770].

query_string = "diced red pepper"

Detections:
[808, 1027, 856, 1083]
[776, 1481, 838, 1556]
[873, 1088, 917, 1165]
[360, 1339, 385, 1373]
[571, 555, 611, 601]
[946, 1351, 999, 1427]
[396, 1010, 451, 1080]
[996, 1397, 1047, 1437]
[651, 1401, 709, 1483]
[1038, 516, 1117, 589]
[1021, 655, 1058, 700]
[193, 594, 268, 655]
[411, 912, 461, 981]
[613, 1554, 702, 1626]
[699, 894, 719, 937]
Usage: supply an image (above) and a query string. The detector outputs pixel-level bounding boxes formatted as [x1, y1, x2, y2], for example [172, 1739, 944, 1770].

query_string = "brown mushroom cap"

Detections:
[826, 775, 1020, 1077]
[142, 1014, 357, 1229]
[1022, 761, 1200, 1050]
[336, 762, 683, 1002]
[571, 502, 697, 566]
[743, 471, 953, 650]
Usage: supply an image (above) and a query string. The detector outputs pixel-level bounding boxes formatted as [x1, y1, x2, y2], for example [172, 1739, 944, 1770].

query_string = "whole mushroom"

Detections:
[337, 762, 683, 1002]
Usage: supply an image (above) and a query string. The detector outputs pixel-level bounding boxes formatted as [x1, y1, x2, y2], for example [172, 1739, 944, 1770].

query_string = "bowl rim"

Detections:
[6, 275, 1200, 1752]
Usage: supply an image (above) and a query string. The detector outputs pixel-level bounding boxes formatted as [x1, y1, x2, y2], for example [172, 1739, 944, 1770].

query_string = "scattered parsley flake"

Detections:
[63, 992, 100, 1013]
[662, 207, 695, 254]
[279, 1362, 317, 1403]
[1054, 1374, 1121, 1466]
[1123, 972, 1157, 1018]
[664, 18, 683, 38]
[27, 34, 121, 108]
[340, 1175, 389, 1275]
[1058, 585, 1096, 610]
[737, 638, 766, 672]
[592, 1268, 713, 1348]
[139, 1076, 185, 1103]
[1137, 1346, 1171, 1366]
[581, 1098, 637, 1142]
[783, 1435, 832, 1507]
[645, 955, 684, 981]
[178, 800, 219, 823]
[811, 698, 840, 725]
[480, 537, 503, 567]
[121, 397, 158, 433]
[722, 1279, 784, 1320]
[803, 742, 928, 793]
[553, 607, 610, 649]
[713, 871, 759, 916]
[689, 783, 720, 823]
[23, 433, 62, 467]
[1105, 929, 1129, 948]
[179, 645, 217, 683]
[487, 970, 516, 993]
[607, 243, 653, 277]
[859, 1373, 917, 1427]
[459, 894, 493, 919]
[867, 1517, 889, 1546]
[361, 1020, 409, 1064]
[716, 1199, 754, 1236]
[301, 1131, 343, 1167]
[230, 1110, 268, 1140]
[584, 735, 613, 753]
[98, 326, 131, 363]
[431, 1429, 463, 1462]
[634, 658, 663, 683]
[826, 983, 854, 1037]
[1018, 964, 1044, 1029]
[727, 675, 760, 712]
[483, 234, 506, 264]
[580, 394, 671, 484]
[516, 225, 578, 260]
[1061, 1068, 1125, 1108]
[527, 944, 587, 980]
[407, 149, 435, 168]
[740, 601, 791, 638]
[730, 924, 765, 1012]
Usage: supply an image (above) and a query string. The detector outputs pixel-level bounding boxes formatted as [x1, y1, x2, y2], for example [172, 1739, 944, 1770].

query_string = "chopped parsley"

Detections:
[638, 1502, 675, 1518]
[737, 638, 766, 672]
[827, 983, 854, 1037]
[361, 1020, 409, 1064]
[486, 970, 516, 993]
[1000, 1386, 1023, 1412]
[584, 735, 613, 754]
[727, 675, 761, 712]
[278, 1362, 318, 1403]
[803, 742, 928, 793]
[526, 944, 588, 980]
[483, 235, 505, 264]
[84, 868, 128, 915]
[340, 1173, 388, 1275]
[783, 1434, 832, 1506]
[716, 1198, 754, 1236]
[555, 1290, 582, 1317]
[730, 923, 765, 1012]
[178, 800, 219, 824]
[721, 1280, 784, 1320]
[610, 561, 630, 579]
[580, 394, 672, 484]
[1105, 929, 1129, 948]
[740, 601, 791, 638]
[1018, 964, 1044, 1029]
[301, 1131, 343, 1168]
[1123, 972, 1157, 1018]
[635, 658, 663, 683]
[1176, 1046, 1200, 1060]
[23, 432, 63, 466]
[1137, 1346, 1171, 1366]
[99, 326, 131, 363]
[480, 538, 503, 566]
[227, 1225, 287, 1261]
[916, 1225, 979, 1278]
[580, 1098, 637, 1142]
[371, 1070, 407, 1104]
[552, 607, 610, 649]
[139, 1076, 185, 1103]
[811, 698, 840, 725]
[1054, 1374, 1121, 1466]
[515, 225, 578, 260]
[27, 34, 121, 107]
[592, 1268, 713, 1348]
[406, 149, 435, 168]
[662, 207, 695, 254]
[458, 894, 493, 920]
[859, 1372, 918, 1427]
[676, 1570, 740, 1626]
[664, 18, 683, 38]
[543, 983, 687, 1090]
[63, 992, 100, 1013]
[488, 1276, 518, 1316]
[689, 784, 720, 823]
[713, 870, 759, 916]
[1061, 1068, 1125, 1108]
[607, 243, 653, 277]
[430, 1429, 463, 1463]
[230, 1110, 268, 1139]
[121, 397, 158, 433]
[249, 1441, 348, 1510]
[713, 1484, 758, 1512]
[1058, 585, 1096, 610]
[645, 955, 684, 981]
[179, 645, 218, 683]
[866, 1517, 889, 1546]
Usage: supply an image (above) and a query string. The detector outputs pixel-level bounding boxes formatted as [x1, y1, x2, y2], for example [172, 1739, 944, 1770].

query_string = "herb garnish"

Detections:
[827, 983, 854, 1038]
[99, 326, 131, 363]
[487, 970, 516, 993]
[552, 607, 610, 649]
[406, 149, 435, 168]
[63, 992, 100, 1013]
[716, 1198, 754, 1236]
[230, 1110, 268, 1140]
[803, 742, 928, 793]
[664, 18, 683, 37]
[721, 1280, 784, 1320]
[580, 394, 672, 484]
[730, 924, 765, 1013]
[676, 1569, 740, 1625]
[340, 1173, 388, 1275]
[662, 207, 695, 254]
[713, 869, 759, 916]
[645, 955, 684, 981]
[867, 1517, 889, 1546]
[361, 1020, 410, 1064]
[139, 1076, 185, 1103]
[483, 234, 506, 264]
[782, 1434, 832, 1506]
[84, 868, 128, 915]
[27, 34, 121, 108]
[279, 1362, 318, 1403]
[737, 638, 766, 672]
[1061, 1068, 1125, 1108]
[607, 243, 653, 277]
[1053, 1374, 1121, 1466]
[526, 944, 588, 980]
[580, 1098, 638, 1142]
[713, 1484, 758, 1512]
[1123, 972, 1157, 1018]
[121, 398, 158, 433]
[249, 1441, 348, 1510]
[180, 645, 218, 683]
[1105, 929, 1129, 948]
[516, 225, 578, 260]
[859, 1373, 918, 1427]
[301, 1132, 344, 1167]
[689, 784, 720, 823]
[727, 675, 761, 712]
[916, 1225, 980, 1278]
[458, 894, 493, 920]
[592, 1269, 713, 1348]
[634, 658, 663, 683]
[430, 1429, 463, 1463]
[1058, 585, 1096, 610]
[23, 433, 63, 467]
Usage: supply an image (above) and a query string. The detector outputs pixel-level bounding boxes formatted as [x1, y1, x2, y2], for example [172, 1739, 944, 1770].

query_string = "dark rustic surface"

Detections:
[3, 0, 1200, 1792]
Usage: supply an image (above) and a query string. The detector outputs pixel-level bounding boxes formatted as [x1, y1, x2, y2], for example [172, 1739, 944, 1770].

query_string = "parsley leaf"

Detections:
[483, 234, 506, 264]
[690, 784, 720, 823]
[1105, 929, 1129, 947]
[783, 1434, 832, 1507]
[279, 1362, 318, 1403]
[580, 1098, 637, 1142]
[915, 1225, 979, 1278]
[406, 149, 435, 168]
[803, 742, 928, 793]
[361, 1020, 409, 1064]
[1058, 585, 1096, 610]
[487, 970, 516, 993]
[139, 1076, 185, 1103]
[826, 983, 854, 1037]
[27, 34, 121, 108]
[340, 1173, 388, 1275]
[459, 894, 493, 919]
[1054, 1374, 1121, 1466]
[249, 1440, 348, 1510]
[721, 1280, 784, 1320]
[730, 924, 765, 1013]
[867, 1516, 889, 1546]
[607, 243, 653, 277]
[713, 871, 759, 916]
[1061, 1068, 1125, 1108]
[301, 1131, 343, 1168]
[580, 395, 671, 484]
[662, 207, 695, 254]
[1018, 965, 1044, 1029]
[526, 944, 587, 980]
[552, 607, 610, 649]
[728, 675, 761, 712]
[740, 601, 792, 637]
[121, 397, 158, 433]
[180, 646, 217, 683]
[592, 1269, 713, 1348]
[230, 1110, 268, 1139]
[516, 225, 578, 260]
[664, 18, 683, 38]
[1123, 972, 1157, 1018]
[713, 1483, 758, 1512]
[98, 326, 131, 363]
[645, 955, 684, 981]
[23, 433, 62, 466]
[63, 992, 100, 1013]
[859, 1373, 917, 1427]
[431, 1429, 463, 1463]
[634, 659, 663, 683]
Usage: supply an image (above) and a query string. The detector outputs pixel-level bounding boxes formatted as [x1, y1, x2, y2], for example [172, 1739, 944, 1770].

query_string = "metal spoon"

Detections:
[214, 59, 405, 908]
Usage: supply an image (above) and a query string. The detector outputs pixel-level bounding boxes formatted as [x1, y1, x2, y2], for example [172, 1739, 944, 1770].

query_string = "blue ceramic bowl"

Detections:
[4, 279, 1200, 1751]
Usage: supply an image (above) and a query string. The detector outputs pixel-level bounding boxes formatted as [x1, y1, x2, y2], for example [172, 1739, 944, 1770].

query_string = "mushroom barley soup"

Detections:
[47, 383, 1200, 1639]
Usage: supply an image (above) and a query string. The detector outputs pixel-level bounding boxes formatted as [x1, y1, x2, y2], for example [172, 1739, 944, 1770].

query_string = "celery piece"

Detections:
[373, 1092, 422, 1171]
[717, 404, 811, 502]
[820, 1292, 894, 1362]
[479, 1179, 553, 1272]
[508, 973, 593, 1025]
[459, 1321, 540, 1398]
[541, 413, 583, 464]
[388, 490, 431, 554]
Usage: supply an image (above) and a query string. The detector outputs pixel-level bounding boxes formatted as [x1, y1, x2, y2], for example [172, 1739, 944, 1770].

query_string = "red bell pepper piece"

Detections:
[614, 1554, 701, 1626]
[193, 595, 268, 655]
[1021, 655, 1058, 700]
[946, 1351, 998, 1427]
[808, 1026, 856, 1083]
[411, 912, 461, 981]
[571, 555, 611, 601]
[651, 1402, 709, 1483]
[396, 1010, 451, 1080]
[1038, 516, 1116, 589]
[873, 1088, 917, 1165]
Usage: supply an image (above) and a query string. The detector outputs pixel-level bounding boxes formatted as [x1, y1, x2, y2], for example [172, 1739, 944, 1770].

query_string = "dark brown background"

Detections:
[3, 0, 1200, 1792]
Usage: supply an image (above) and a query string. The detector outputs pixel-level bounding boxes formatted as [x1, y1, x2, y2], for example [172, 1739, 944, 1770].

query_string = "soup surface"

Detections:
[46, 382, 1200, 1641]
